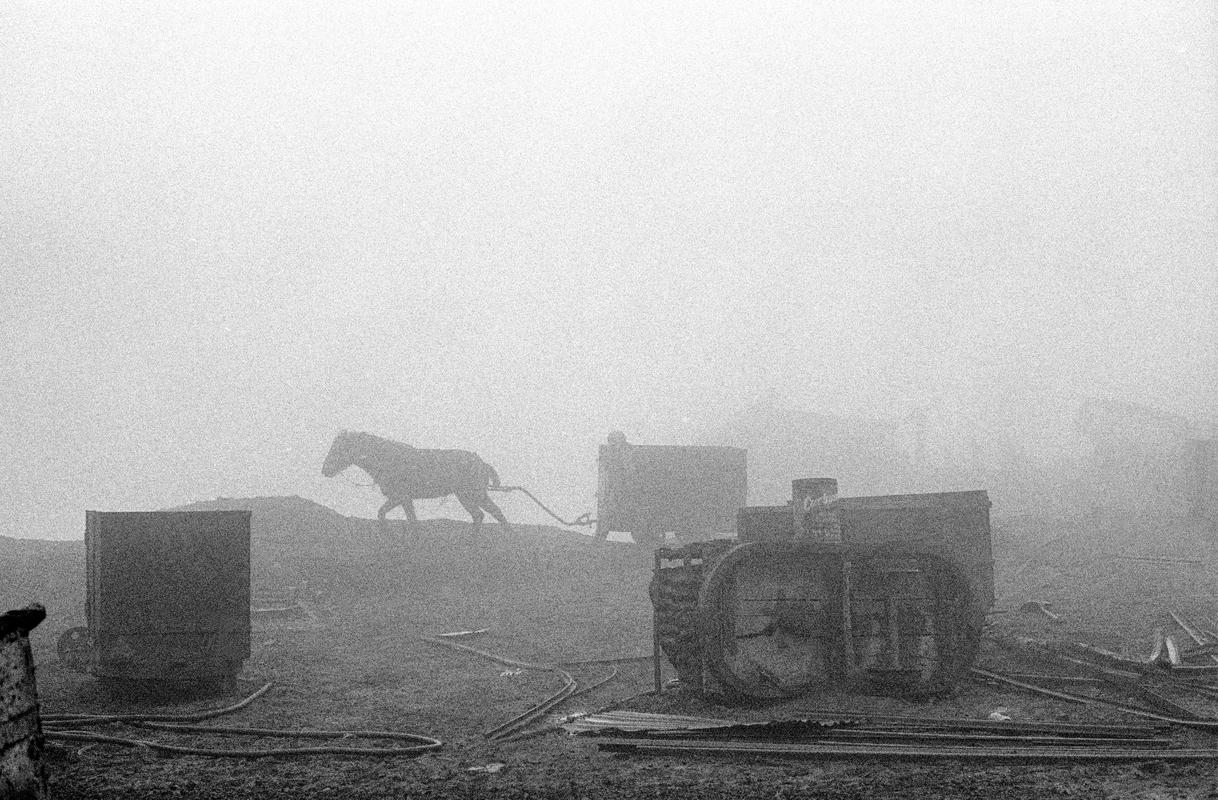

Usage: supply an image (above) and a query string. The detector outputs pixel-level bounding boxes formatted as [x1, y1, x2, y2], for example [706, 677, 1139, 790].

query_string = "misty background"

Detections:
[3, 1, 1214, 541]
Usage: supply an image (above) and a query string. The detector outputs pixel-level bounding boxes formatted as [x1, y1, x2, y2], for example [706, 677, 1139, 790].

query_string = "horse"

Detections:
[321, 430, 512, 537]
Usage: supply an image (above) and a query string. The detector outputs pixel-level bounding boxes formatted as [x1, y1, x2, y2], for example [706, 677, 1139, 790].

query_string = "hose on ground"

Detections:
[42, 681, 443, 758]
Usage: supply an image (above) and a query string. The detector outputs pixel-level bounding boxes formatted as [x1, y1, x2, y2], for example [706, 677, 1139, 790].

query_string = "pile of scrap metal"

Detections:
[1018, 599, 1062, 623]
[2, 604, 48, 800]
[975, 609, 1218, 730]
[564, 709, 1218, 762]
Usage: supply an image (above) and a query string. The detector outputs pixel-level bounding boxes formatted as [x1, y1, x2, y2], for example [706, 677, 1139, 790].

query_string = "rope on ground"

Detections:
[42, 681, 443, 758]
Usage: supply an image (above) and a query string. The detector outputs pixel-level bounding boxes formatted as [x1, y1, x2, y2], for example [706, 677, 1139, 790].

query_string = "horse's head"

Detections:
[321, 430, 354, 477]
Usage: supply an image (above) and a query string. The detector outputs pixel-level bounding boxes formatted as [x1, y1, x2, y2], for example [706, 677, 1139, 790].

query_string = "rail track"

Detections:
[422, 636, 621, 743]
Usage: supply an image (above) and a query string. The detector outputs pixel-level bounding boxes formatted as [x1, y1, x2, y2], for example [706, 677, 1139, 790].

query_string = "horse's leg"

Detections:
[479, 493, 512, 533]
[377, 498, 398, 539]
[457, 494, 485, 535]
[402, 498, 418, 536]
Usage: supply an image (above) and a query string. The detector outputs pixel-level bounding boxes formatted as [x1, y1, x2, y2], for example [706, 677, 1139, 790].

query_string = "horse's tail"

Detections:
[485, 463, 502, 488]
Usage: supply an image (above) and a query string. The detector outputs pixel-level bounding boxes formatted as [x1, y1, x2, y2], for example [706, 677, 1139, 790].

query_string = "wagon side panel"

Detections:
[598, 445, 746, 537]
[86, 510, 251, 680]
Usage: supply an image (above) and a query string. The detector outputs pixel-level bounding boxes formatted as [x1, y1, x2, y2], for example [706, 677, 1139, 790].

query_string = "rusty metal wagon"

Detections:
[57, 511, 251, 695]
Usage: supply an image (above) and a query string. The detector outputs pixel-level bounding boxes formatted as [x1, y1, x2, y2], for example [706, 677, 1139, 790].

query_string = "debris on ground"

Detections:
[1019, 600, 1063, 623]
[466, 762, 506, 774]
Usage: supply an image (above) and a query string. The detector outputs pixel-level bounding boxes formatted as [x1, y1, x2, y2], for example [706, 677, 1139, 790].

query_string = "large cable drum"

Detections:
[697, 543, 982, 698]
[650, 481, 992, 700]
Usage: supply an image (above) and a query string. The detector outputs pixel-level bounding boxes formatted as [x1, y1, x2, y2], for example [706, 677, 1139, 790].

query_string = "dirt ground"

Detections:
[5, 497, 1218, 799]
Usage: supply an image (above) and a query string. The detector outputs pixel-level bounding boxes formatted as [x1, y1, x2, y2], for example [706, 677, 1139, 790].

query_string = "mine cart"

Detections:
[57, 511, 251, 694]
[2, 605, 47, 800]
[595, 435, 747, 546]
[650, 479, 993, 699]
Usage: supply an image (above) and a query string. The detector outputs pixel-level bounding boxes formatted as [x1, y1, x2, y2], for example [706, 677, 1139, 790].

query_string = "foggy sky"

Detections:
[3, 1, 1215, 539]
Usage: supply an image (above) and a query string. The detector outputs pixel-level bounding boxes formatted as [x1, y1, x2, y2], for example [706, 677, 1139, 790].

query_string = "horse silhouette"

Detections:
[322, 430, 511, 536]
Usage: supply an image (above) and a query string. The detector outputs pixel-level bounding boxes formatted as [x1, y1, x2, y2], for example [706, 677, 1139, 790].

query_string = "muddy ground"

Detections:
[4, 496, 1218, 799]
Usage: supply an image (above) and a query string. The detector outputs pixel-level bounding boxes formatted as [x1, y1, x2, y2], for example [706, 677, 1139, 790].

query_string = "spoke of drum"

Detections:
[840, 558, 854, 675]
[885, 597, 901, 670]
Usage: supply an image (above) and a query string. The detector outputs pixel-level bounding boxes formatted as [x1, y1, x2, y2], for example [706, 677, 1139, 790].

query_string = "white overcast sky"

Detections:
[2, 1, 1215, 538]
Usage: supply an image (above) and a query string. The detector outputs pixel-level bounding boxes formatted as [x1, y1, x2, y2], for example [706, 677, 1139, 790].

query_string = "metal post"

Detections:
[653, 549, 663, 692]
[840, 558, 854, 679]
[1, 605, 48, 800]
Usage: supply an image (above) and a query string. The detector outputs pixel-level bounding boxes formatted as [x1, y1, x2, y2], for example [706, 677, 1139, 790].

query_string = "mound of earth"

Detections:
[6, 496, 650, 652]
[169, 496, 644, 615]
[0, 536, 85, 636]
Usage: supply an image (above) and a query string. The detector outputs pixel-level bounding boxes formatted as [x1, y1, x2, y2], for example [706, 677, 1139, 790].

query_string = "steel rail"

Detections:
[421, 636, 628, 743]
[579, 709, 1163, 739]
[970, 668, 1091, 704]
[562, 665, 620, 703]
[773, 708, 1164, 738]
[494, 666, 621, 744]
[595, 737, 1218, 762]
[800, 729, 1170, 748]
[490, 664, 623, 742]
[484, 672, 577, 741]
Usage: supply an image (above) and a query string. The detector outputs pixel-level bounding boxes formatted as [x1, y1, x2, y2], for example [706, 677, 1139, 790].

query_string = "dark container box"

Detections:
[85, 511, 251, 688]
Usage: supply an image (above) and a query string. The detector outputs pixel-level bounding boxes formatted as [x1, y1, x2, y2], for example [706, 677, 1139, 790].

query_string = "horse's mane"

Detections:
[344, 430, 415, 460]
[345, 430, 409, 447]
